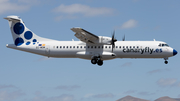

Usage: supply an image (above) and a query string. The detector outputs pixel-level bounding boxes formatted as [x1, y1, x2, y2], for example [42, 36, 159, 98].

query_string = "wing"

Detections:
[71, 27, 99, 43]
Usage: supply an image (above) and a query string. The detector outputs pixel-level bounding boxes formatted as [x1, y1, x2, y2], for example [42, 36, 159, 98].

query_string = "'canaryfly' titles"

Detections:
[123, 47, 162, 54]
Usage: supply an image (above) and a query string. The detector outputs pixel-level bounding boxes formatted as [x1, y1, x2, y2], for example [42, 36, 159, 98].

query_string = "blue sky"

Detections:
[0, 0, 180, 101]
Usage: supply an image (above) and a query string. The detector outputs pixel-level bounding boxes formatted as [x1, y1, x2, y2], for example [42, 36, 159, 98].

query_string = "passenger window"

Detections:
[98, 46, 100, 48]
[63, 46, 65, 48]
[60, 46, 62, 48]
[105, 46, 107, 48]
[133, 46, 135, 48]
[116, 46, 118, 48]
[137, 46, 139, 48]
[84, 46, 86, 48]
[126, 46, 128, 48]
[67, 46, 68, 48]
[91, 46, 93, 48]
[88, 46, 90, 48]
[119, 46, 121, 48]
[77, 46, 79, 48]
[73, 46, 75, 48]
[102, 46, 103, 48]
[123, 46, 125, 48]
[70, 46, 72, 48]
[109, 46, 111, 48]
[57, 46, 58, 48]
[80, 46, 82, 48]
[130, 46, 131, 48]
[95, 46, 96, 48]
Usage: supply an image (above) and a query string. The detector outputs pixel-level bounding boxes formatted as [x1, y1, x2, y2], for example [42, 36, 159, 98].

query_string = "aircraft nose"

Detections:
[173, 49, 178, 56]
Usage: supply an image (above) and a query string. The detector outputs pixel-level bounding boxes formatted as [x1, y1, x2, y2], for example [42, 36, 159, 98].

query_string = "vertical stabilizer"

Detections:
[4, 15, 52, 46]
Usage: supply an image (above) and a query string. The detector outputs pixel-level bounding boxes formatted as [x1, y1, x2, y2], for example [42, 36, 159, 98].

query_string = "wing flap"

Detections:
[71, 28, 99, 43]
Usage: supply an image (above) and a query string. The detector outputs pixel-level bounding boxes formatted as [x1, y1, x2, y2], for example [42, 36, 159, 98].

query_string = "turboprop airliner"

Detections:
[4, 15, 178, 66]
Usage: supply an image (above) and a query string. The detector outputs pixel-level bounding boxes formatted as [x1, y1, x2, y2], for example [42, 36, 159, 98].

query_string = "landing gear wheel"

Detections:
[97, 60, 103, 66]
[165, 61, 168, 64]
[164, 57, 168, 64]
[91, 59, 97, 64]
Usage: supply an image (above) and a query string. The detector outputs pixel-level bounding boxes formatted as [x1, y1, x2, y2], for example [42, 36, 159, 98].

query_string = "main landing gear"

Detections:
[91, 56, 103, 66]
[164, 57, 168, 64]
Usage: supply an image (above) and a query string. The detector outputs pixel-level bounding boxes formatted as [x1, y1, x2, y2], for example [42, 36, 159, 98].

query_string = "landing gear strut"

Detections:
[164, 57, 168, 64]
[91, 56, 103, 66]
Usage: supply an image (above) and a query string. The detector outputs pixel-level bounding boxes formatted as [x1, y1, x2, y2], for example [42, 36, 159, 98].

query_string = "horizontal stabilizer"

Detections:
[4, 16, 21, 22]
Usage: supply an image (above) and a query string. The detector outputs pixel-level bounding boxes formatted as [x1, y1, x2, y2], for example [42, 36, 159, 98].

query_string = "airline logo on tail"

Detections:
[4, 16, 39, 46]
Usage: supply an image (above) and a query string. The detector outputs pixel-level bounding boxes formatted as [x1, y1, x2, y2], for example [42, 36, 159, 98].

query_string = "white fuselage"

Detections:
[7, 40, 174, 60]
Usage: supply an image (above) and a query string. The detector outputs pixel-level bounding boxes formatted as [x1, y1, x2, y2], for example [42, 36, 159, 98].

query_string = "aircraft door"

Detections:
[45, 45, 50, 56]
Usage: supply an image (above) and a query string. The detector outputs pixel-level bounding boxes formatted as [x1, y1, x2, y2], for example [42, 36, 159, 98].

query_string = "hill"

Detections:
[116, 95, 149, 101]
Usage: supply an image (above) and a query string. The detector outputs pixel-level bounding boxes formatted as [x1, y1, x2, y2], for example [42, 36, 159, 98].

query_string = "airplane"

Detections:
[4, 15, 178, 66]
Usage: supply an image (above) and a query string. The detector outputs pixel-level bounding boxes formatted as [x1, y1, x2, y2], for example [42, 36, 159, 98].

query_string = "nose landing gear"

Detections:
[164, 57, 168, 64]
[164, 61, 168, 64]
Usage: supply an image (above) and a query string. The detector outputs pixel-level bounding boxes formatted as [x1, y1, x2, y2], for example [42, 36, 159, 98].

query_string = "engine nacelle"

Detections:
[96, 36, 112, 45]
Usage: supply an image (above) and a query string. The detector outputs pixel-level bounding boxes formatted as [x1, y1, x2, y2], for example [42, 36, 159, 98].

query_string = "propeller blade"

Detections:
[112, 30, 115, 38]
[122, 35, 125, 41]
[111, 30, 117, 52]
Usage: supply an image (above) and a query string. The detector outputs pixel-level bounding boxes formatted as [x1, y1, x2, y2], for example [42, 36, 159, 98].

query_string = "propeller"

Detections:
[111, 30, 117, 52]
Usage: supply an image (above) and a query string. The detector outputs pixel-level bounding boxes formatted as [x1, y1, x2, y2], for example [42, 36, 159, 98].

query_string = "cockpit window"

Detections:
[164, 44, 169, 47]
[158, 43, 169, 47]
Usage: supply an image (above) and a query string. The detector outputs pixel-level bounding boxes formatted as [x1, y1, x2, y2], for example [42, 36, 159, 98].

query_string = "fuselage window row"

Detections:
[54, 46, 140, 49]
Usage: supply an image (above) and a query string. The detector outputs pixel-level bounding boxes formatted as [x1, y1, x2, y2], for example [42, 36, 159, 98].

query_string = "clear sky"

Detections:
[1, 0, 180, 101]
